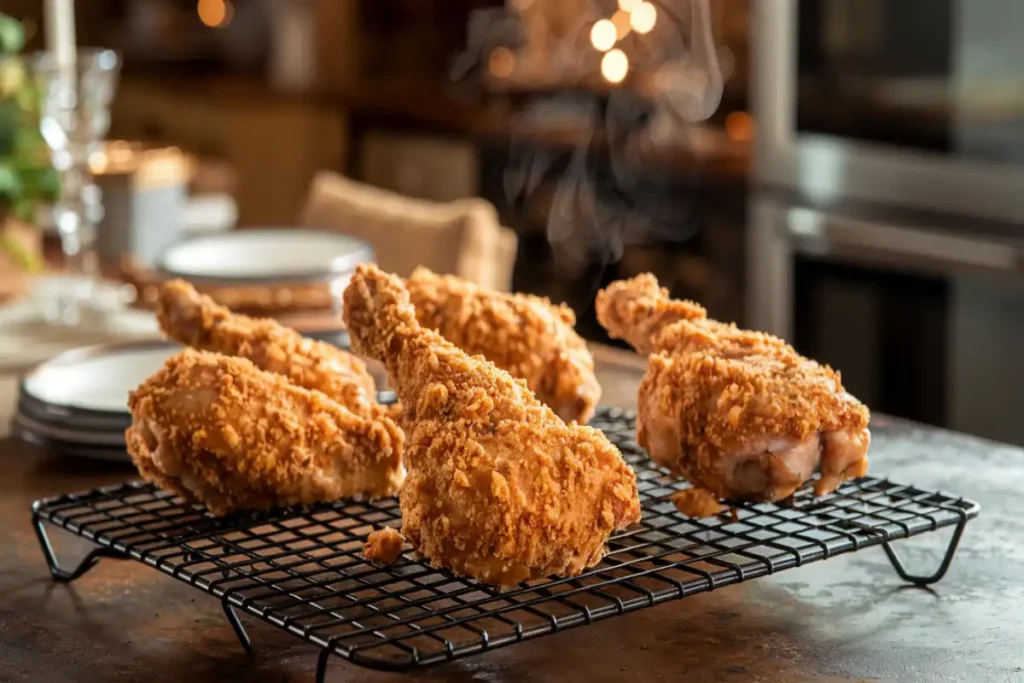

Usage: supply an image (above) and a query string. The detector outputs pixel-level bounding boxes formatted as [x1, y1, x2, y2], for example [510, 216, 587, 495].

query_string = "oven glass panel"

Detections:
[796, 0, 1024, 166]
[794, 255, 1024, 447]
[793, 257, 949, 428]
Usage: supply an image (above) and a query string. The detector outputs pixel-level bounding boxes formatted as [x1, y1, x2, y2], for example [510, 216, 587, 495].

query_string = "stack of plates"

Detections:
[13, 333, 393, 462]
[12, 341, 181, 462]
[156, 228, 374, 317]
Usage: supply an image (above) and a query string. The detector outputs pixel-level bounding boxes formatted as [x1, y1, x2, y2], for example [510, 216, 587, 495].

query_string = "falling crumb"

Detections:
[364, 527, 405, 565]
[670, 489, 727, 518]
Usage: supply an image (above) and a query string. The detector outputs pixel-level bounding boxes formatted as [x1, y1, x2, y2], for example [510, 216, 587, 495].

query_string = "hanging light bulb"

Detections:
[630, 2, 657, 34]
[618, 0, 641, 11]
[601, 49, 629, 84]
[590, 19, 617, 52]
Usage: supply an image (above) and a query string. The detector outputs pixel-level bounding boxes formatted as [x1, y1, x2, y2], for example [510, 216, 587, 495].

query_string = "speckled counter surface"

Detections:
[1, 347, 1020, 683]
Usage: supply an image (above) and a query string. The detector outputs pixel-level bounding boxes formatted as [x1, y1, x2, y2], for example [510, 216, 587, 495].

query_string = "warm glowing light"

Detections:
[197, 0, 233, 28]
[601, 49, 629, 84]
[488, 47, 516, 79]
[630, 2, 657, 34]
[590, 19, 617, 52]
[618, 0, 641, 11]
[725, 111, 754, 142]
[611, 10, 632, 40]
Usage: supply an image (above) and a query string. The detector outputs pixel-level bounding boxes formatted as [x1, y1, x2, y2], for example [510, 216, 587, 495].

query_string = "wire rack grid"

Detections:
[31, 408, 980, 680]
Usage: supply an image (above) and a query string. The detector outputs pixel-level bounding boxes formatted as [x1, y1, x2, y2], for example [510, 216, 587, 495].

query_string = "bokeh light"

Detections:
[601, 49, 629, 84]
[590, 19, 617, 52]
[611, 10, 632, 40]
[726, 111, 754, 141]
[488, 47, 516, 79]
[197, 0, 233, 28]
[630, 2, 657, 34]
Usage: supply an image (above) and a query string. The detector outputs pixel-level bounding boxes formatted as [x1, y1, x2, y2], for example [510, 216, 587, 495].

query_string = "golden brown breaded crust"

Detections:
[600, 272, 871, 504]
[652, 317, 800, 360]
[639, 351, 869, 498]
[595, 274, 707, 356]
[344, 264, 641, 585]
[656, 345, 867, 448]
[126, 349, 404, 516]
[670, 489, 727, 518]
[156, 279, 378, 415]
[406, 267, 600, 424]
[364, 527, 405, 565]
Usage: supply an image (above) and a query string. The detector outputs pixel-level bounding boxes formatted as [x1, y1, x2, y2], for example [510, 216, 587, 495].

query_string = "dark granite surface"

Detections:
[0, 350, 1019, 682]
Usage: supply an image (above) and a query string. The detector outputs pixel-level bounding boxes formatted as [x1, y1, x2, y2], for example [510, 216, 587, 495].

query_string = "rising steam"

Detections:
[453, 0, 726, 276]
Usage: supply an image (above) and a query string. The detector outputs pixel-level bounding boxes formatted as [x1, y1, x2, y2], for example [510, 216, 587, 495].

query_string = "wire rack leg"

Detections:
[32, 515, 127, 582]
[881, 514, 967, 587]
[221, 602, 254, 654]
[316, 648, 333, 683]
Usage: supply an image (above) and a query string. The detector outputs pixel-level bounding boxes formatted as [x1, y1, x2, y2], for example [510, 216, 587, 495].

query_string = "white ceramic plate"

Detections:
[19, 394, 131, 431]
[21, 341, 180, 415]
[12, 411, 126, 447]
[156, 228, 373, 284]
[12, 415, 130, 463]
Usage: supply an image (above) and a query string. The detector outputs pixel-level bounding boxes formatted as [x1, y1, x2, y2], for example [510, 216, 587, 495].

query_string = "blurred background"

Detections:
[1, 0, 1023, 446]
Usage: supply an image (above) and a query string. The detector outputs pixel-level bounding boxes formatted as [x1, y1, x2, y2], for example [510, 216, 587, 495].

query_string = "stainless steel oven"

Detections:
[749, 0, 1024, 444]
[749, 193, 1024, 446]
[752, 0, 1024, 223]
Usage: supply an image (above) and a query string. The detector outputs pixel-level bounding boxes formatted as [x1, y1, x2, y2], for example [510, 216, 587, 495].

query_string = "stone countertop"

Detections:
[0, 346, 1020, 682]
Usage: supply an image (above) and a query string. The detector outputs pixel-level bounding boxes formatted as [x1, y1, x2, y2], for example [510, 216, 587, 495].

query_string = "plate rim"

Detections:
[18, 394, 132, 430]
[11, 411, 127, 447]
[20, 339, 180, 417]
[20, 335, 391, 418]
[154, 228, 375, 285]
[12, 420, 131, 463]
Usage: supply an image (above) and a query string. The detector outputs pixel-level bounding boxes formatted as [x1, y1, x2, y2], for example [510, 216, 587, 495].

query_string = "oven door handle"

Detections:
[784, 207, 1024, 276]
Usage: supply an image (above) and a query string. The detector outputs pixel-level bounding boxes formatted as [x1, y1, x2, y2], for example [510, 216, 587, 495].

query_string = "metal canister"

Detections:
[93, 142, 189, 270]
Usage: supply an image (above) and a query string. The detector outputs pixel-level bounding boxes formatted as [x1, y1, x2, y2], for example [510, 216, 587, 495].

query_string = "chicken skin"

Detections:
[406, 267, 600, 424]
[344, 264, 641, 585]
[156, 279, 378, 416]
[126, 349, 404, 516]
[593, 274, 707, 356]
[596, 274, 870, 505]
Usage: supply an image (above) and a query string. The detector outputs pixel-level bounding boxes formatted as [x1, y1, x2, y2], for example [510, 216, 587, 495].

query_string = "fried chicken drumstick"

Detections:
[126, 349, 404, 515]
[406, 267, 600, 424]
[344, 264, 640, 585]
[596, 274, 870, 505]
[156, 279, 378, 415]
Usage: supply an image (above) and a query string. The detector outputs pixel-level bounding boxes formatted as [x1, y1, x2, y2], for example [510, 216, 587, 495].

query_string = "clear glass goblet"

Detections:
[30, 48, 121, 326]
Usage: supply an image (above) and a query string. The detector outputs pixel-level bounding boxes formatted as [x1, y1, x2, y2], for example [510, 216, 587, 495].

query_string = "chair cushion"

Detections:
[301, 171, 506, 285]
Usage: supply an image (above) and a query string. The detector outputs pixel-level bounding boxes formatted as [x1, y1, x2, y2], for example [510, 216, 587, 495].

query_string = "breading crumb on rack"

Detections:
[364, 527, 405, 565]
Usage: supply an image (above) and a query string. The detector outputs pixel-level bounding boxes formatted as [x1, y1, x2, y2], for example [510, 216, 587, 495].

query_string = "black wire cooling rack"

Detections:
[32, 408, 980, 680]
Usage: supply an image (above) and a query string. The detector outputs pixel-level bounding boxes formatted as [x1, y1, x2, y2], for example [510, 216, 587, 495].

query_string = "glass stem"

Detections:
[49, 165, 98, 325]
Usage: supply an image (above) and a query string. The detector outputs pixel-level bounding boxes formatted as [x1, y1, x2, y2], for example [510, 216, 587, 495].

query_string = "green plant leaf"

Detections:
[0, 57, 24, 98]
[0, 14, 53, 227]
[12, 195, 33, 222]
[0, 15, 25, 55]
[0, 100, 19, 157]
[39, 168, 59, 199]
[17, 164, 59, 201]
[0, 228, 41, 272]
[0, 160, 22, 201]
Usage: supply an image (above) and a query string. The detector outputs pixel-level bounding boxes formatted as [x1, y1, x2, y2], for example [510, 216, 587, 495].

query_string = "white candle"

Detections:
[44, 0, 77, 69]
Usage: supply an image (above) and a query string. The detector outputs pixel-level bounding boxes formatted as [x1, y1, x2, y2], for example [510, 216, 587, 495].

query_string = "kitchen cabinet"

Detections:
[110, 77, 348, 226]
[356, 130, 480, 202]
